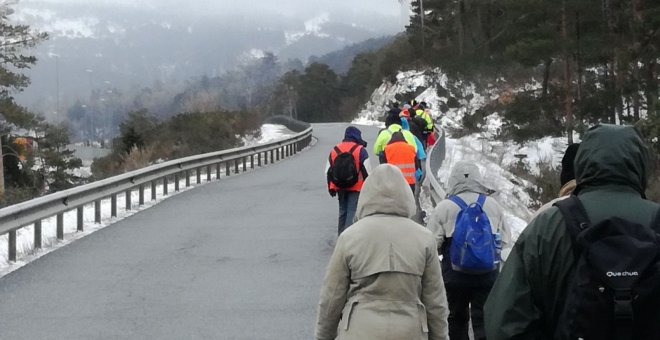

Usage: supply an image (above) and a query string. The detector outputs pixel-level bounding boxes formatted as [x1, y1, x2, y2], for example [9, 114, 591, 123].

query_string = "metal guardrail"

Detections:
[423, 125, 447, 207]
[0, 127, 313, 262]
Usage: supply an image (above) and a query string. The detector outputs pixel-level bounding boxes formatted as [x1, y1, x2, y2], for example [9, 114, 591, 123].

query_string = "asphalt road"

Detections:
[0, 123, 381, 340]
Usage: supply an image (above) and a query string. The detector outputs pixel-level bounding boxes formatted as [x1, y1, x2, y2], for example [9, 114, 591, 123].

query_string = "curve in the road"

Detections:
[0, 123, 381, 340]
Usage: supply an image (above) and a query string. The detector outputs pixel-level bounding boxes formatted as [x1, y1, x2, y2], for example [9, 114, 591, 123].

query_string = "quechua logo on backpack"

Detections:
[448, 194, 497, 274]
[330, 144, 360, 189]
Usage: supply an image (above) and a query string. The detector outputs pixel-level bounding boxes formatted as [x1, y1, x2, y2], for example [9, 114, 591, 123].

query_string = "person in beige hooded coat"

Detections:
[315, 164, 449, 340]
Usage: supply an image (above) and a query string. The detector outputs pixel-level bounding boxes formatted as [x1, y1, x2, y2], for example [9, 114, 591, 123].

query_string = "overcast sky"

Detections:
[20, 0, 408, 18]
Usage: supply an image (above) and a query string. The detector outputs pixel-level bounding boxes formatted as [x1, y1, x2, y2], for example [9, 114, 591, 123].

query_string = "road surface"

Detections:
[0, 123, 381, 339]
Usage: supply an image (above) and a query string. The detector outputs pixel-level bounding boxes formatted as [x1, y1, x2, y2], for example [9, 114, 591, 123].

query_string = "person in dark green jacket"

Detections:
[484, 124, 659, 339]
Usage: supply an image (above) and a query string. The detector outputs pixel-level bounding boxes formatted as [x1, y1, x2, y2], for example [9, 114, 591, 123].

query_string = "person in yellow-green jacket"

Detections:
[373, 114, 418, 161]
[414, 102, 434, 148]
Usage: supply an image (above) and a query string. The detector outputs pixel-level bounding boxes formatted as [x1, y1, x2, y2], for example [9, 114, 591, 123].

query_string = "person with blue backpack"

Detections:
[426, 161, 508, 340]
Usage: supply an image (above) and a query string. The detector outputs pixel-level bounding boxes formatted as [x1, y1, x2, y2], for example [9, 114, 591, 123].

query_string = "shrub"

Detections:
[121, 146, 156, 172]
[508, 158, 562, 210]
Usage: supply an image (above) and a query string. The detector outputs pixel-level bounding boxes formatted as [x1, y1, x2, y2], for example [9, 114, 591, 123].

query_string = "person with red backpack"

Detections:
[326, 126, 371, 235]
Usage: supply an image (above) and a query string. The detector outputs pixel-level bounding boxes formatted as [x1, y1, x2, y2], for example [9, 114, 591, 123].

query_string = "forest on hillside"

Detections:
[2, 0, 659, 207]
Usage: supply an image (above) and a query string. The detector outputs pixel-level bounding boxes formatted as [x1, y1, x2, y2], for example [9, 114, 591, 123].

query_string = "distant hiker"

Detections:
[388, 101, 402, 117]
[373, 114, 418, 159]
[326, 126, 371, 235]
[530, 143, 580, 219]
[426, 161, 507, 340]
[484, 124, 660, 340]
[315, 164, 450, 340]
[414, 102, 434, 148]
[400, 106, 426, 149]
[382, 130, 419, 193]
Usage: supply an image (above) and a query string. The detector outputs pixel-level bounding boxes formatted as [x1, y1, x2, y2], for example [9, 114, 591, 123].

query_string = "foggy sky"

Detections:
[21, 0, 406, 18]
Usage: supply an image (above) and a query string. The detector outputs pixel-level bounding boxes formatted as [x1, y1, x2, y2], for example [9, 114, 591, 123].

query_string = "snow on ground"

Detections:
[242, 124, 297, 146]
[353, 69, 576, 244]
[0, 124, 299, 277]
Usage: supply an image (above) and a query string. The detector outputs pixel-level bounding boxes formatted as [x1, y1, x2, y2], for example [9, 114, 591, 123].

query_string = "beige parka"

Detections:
[315, 164, 449, 340]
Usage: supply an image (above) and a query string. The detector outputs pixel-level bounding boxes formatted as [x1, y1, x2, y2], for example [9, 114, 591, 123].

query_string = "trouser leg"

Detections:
[470, 285, 492, 340]
[337, 191, 347, 235]
[446, 286, 470, 340]
[342, 191, 360, 232]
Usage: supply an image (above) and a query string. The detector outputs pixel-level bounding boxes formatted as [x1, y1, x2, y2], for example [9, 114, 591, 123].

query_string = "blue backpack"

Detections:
[448, 194, 498, 273]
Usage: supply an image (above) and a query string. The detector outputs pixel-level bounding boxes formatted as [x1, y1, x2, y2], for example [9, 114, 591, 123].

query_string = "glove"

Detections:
[329, 189, 337, 197]
[415, 169, 423, 182]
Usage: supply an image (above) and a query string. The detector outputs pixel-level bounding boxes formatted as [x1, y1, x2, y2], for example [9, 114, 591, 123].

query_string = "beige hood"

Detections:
[355, 164, 416, 220]
[446, 161, 492, 196]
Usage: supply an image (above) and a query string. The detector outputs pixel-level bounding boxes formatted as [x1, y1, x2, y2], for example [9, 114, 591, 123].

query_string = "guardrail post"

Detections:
[216, 163, 221, 179]
[8, 230, 16, 262]
[294, 143, 298, 154]
[234, 159, 239, 174]
[111, 195, 117, 217]
[125, 189, 132, 211]
[277, 147, 281, 161]
[34, 220, 42, 249]
[151, 180, 157, 201]
[196, 168, 201, 184]
[95, 200, 101, 223]
[57, 213, 64, 240]
[270, 150, 274, 163]
[77, 206, 84, 232]
[206, 165, 212, 181]
[185, 170, 191, 187]
[242, 157, 247, 172]
[163, 177, 169, 195]
[139, 185, 145, 206]
[258, 153, 262, 166]
[250, 155, 254, 169]
[175, 173, 180, 191]
[225, 162, 230, 176]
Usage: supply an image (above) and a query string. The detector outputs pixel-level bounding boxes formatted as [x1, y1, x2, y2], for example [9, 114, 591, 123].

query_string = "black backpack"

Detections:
[413, 113, 430, 132]
[554, 196, 660, 340]
[329, 144, 360, 189]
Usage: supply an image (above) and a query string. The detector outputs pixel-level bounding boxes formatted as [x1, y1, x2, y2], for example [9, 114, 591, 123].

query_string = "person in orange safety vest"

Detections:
[382, 130, 419, 193]
[325, 126, 372, 235]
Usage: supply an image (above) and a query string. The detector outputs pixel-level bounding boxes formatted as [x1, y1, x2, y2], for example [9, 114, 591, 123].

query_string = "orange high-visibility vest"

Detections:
[328, 141, 366, 191]
[384, 140, 417, 184]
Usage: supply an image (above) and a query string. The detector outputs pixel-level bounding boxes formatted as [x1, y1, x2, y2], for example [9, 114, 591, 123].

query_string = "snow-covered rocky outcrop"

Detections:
[353, 69, 574, 241]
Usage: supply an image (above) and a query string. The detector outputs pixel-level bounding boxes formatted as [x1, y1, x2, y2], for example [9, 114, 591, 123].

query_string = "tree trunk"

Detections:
[575, 11, 582, 102]
[542, 59, 553, 99]
[0, 137, 4, 198]
[562, 0, 574, 144]
[647, 59, 659, 117]
[457, 0, 465, 56]
[420, 0, 425, 49]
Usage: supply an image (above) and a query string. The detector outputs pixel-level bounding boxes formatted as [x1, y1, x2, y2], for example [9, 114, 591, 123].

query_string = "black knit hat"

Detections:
[385, 113, 400, 127]
[560, 143, 580, 186]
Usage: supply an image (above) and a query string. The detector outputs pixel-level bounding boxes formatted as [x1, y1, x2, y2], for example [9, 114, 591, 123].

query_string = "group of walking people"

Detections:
[319, 121, 660, 340]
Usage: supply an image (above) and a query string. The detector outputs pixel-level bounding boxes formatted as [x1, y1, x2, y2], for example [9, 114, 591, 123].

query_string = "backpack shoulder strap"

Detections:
[554, 196, 591, 251]
[650, 207, 660, 233]
[348, 144, 359, 154]
[476, 194, 487, 207]
[448, 195, 468, 210]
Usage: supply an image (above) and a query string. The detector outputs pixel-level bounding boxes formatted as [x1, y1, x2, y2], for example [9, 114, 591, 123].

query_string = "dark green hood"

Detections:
[574, 124, 650, 196]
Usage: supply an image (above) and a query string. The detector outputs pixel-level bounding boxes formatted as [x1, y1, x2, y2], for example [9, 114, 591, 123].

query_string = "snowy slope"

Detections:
[353, 69, 575, 242]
